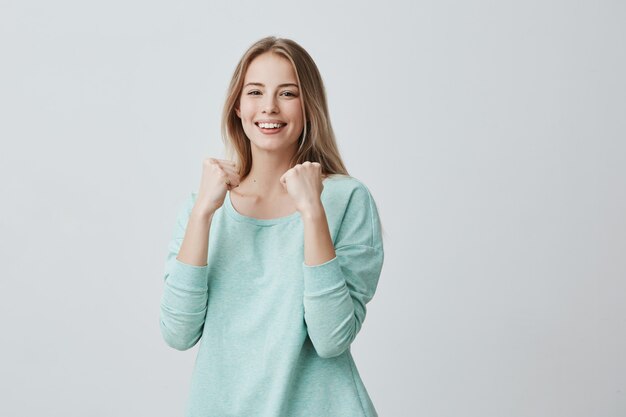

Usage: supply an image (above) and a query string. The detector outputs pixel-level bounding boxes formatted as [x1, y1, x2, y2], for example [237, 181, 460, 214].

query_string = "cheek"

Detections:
[239, 99, 255, 119]
[288, 103, 304, 124]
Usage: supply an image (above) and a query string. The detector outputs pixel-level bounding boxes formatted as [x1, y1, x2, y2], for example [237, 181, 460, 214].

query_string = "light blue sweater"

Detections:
[160, 175, 385, 417]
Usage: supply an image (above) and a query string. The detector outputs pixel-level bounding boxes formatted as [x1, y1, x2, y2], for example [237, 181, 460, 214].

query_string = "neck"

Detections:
[241, 147, 296, 198]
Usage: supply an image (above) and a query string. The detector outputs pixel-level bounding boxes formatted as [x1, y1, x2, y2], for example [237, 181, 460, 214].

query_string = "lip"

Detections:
[256, 123, 286, 135]
[255, 119, 287, 124]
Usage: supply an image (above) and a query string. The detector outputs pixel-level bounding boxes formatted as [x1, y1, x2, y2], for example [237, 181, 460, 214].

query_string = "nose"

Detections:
[262, 94, 278, 114]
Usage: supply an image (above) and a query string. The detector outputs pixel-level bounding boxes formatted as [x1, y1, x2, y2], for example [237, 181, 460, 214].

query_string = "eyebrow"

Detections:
[243, 82, 299, 89]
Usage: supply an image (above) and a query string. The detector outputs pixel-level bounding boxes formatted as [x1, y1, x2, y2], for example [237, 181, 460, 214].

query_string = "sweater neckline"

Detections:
[224, 189, 302, 226]
[223, 176, 342, 226]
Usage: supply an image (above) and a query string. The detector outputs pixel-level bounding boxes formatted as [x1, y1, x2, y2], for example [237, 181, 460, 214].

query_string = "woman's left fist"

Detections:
[279, 161, 324, 214]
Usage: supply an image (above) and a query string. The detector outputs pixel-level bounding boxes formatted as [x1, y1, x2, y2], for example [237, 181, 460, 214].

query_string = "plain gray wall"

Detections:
[1, 0, 625, 416]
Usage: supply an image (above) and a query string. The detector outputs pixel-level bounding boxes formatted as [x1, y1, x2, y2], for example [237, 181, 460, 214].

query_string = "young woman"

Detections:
[160, 36, 385, 417]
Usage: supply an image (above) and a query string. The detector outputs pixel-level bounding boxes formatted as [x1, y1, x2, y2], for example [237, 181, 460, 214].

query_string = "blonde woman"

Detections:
[160, 36, 385, 417]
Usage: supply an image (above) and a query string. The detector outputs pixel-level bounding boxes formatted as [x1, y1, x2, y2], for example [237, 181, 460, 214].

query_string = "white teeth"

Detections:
[258, 122, 284, 129]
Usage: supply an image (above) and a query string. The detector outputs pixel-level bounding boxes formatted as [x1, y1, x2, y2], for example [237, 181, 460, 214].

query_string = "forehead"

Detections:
[244, 52, 298, 85]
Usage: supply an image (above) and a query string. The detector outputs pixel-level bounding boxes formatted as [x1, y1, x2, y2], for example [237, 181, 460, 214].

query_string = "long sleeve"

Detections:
[302, 183, 385, 359]
[159, 192, 209, 351]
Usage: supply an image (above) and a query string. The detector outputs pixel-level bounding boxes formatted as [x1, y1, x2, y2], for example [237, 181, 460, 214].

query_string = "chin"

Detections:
[249, 136, 299, 152]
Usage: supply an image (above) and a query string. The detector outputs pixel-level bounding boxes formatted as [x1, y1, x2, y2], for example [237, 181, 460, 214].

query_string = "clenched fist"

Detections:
[194, 158, 241, 216]
[279, 161, 324, 215]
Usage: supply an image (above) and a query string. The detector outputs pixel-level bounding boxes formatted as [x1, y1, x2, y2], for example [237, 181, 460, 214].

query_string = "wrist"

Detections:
[300, 201, 325, 220]
[190, 205, 215, 221]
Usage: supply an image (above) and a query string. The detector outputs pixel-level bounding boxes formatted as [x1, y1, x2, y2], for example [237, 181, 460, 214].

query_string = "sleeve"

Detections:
[302, 183, 385, 359]
[159, 192, 210, 351]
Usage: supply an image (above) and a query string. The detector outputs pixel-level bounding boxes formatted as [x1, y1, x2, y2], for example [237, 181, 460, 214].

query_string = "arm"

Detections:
[302, 206, 336, 267]
[301, 184, 385, 359]
[160, 193, 214, 351]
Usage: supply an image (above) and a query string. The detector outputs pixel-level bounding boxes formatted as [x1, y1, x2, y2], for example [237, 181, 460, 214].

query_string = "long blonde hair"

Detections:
[221, 36, 349, 180]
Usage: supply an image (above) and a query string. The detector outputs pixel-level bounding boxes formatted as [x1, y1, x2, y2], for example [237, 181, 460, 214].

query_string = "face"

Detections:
[235, 52, 304, 154]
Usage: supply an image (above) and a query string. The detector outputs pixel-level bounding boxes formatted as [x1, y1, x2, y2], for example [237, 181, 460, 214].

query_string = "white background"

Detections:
[1, 1, 625, 416]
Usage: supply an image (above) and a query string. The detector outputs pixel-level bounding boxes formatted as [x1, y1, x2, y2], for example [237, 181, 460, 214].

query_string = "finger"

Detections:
[216, 164, 238, 179]
[216, 159, 237, 166]
[218, 163, 240, 175]
[220, 165, 240, 176]
[206, 158, 237, 169]
[223, 176, 241, 187]
[222, 170, 241, 186]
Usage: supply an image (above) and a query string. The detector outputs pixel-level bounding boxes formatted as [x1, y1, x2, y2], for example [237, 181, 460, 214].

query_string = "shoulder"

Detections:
[185, 191, 199, 210]
[322, 174, 379, 208]
[322, 174, 373, 196]
[173, 191, 199, 224]
[322, 175, 383, 249]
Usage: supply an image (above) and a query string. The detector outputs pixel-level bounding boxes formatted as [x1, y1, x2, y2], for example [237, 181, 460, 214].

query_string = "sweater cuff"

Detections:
[166, 258, 209, 291]
[302, 256, 346, 296]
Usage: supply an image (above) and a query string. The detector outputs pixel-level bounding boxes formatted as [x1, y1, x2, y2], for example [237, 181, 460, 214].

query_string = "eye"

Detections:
[247, 90, 261, 96]
[282, 91, 297, 97]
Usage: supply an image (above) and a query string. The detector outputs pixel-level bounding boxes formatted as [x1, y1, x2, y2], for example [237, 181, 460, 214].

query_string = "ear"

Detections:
[235, 102, 241, 119]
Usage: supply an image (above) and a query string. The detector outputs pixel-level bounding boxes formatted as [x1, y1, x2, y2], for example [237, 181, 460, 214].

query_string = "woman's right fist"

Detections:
[194, 158, 241, 216]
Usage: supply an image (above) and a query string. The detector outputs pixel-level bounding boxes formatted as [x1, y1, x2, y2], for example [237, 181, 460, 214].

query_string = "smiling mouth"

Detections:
[255, 122, 287, 129]
[255, 122, 287, 133]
